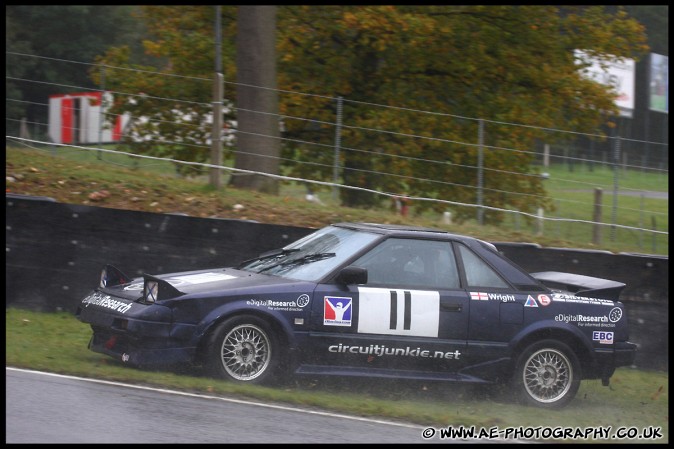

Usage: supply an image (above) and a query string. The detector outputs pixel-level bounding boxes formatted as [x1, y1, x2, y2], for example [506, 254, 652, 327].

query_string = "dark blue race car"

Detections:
[75, 222, 636, 408]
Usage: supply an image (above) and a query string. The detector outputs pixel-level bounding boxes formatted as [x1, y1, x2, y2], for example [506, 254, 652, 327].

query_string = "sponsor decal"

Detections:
[357, 287, 439, 337]
[555, 312, 619, 328]
[296, 294, 310, 307]
[524, 295, 539, 307]
[123, 273, 238, 291]
[609, 307, 623, 323]
[537, 294, 551, 306]
[470, 292, 516, 302]
[81, 292, 132, 314]
[167, 272, 237, 286]
[246, 298, 308, 312]
[328, 343, 461, 360]
[324, 296, 353, 326]
[489, 293, 515, 302]
[551, 293, 615, 306]
[124, 282, 144, 291]
[470, 291, 488, 301]
[592, 331, 614, 345]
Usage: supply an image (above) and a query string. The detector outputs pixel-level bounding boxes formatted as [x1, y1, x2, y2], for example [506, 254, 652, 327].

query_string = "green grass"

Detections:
[6, 307, 669, 443]
[36, 143, 192, 177]
[544, 162, 669, 192]
[538, 164, 669, 254]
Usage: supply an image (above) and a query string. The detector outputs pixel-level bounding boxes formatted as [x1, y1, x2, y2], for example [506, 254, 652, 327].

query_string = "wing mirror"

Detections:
[335, 266, 368, 285]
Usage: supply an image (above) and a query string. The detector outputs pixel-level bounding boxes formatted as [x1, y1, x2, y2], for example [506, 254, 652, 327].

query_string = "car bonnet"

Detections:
[100, 268, 301, 301]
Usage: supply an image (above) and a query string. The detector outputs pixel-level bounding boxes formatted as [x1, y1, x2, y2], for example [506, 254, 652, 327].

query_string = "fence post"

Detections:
[209, 6, 223, 190]
[555, 200, 560, 238]
[210, 73, 224, 189]
[610, 136, 621, 242]
[536, 207, 544, 236]
[19, 117, 31, 140]
[477, 119, 484, 225]
[638, 193, 644, 250]
[442, 211, 452, 225]
[593, 188, 603, 245]
[651, 215, 658, 254]
[332, 96, 343, 201]
[97, 65, 105, 160]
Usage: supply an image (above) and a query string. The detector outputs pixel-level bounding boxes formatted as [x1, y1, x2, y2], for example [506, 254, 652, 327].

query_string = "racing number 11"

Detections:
[389, 290, 412, 330]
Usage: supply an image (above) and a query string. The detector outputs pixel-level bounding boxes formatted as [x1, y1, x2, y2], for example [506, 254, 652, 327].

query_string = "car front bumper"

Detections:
[88, 328, 197, 367]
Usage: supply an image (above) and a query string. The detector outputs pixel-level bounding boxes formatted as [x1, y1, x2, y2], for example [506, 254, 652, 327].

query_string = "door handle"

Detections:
[441, 303, 463, 312]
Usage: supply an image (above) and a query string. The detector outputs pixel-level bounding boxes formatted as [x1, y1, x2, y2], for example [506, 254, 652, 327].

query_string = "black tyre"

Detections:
[513, 340, 581, 409]
[206, 315, 279, 383]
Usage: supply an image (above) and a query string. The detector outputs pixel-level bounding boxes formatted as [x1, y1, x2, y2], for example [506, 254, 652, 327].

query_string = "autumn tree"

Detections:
[90, 6, 647, 224]
[92, 5, 281, 186]
[91, 6, 239, 177]
[276, 5, 648, 221]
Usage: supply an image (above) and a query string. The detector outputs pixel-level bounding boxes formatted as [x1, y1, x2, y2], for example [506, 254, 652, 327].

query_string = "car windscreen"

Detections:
[239, 226, 380, 281]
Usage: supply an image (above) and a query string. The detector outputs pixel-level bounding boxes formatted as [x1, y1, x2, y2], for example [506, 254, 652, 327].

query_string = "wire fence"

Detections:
[5, 51, 669, 254]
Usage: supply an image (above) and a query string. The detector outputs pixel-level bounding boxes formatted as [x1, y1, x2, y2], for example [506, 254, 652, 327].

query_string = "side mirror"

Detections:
[335, 266, 368, 285]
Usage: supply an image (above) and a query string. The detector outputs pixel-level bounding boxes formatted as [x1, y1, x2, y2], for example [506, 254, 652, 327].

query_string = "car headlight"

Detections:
[145, 280, 159, 303]
[99, 269, 107, 289]
[100, 264, 131, 288]
[141, 275, 184, 303]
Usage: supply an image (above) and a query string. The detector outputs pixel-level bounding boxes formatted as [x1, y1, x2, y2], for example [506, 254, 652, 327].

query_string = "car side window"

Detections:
[351, 238, 460, 290]
[457, 244, 509, 288]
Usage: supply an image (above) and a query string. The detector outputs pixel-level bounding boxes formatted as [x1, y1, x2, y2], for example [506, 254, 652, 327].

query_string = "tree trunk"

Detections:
[231, 5, 280, 194]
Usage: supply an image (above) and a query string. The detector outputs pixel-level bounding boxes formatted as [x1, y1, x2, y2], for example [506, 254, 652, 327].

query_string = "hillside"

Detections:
[6, 147, 421, 230]
[2, 146, 617, 250]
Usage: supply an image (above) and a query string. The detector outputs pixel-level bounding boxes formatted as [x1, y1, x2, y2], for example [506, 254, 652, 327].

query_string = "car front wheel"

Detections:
[206, 315, 279, 383]
[513, 340, 581, 409]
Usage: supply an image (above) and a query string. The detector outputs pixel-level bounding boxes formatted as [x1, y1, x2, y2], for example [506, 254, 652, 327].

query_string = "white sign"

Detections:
[357, 287, 439, 337]
[575, 50, 635, 118]
[650, 53, 669, 113]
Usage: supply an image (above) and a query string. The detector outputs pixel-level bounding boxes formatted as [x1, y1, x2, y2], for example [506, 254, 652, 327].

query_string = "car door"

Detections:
[305, 237, 469, 374]
[454, 242, 526, 368]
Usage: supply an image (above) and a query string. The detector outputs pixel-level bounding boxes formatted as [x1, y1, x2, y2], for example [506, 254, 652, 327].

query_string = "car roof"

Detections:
[331, 223, 543, 288]
[332, 222, 492, 248]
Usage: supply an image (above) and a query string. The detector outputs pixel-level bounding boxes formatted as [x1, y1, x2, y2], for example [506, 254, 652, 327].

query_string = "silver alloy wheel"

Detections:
[220, 323, 271, 381]
[522, 347, 573, 404]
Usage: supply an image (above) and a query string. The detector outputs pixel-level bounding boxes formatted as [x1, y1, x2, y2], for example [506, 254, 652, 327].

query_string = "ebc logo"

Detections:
[324, 296, 352, 326]
[592, 331, 614, 344]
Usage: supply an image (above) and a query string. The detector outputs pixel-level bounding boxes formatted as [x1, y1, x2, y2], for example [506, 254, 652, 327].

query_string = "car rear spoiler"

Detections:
[529, 271, 626, 301]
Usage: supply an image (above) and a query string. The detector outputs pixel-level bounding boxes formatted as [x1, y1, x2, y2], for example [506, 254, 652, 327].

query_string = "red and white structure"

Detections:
[48, 91, 130, 145]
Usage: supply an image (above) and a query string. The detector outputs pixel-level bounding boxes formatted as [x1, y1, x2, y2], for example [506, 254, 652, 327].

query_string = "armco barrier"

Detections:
[6, 194, 667, 371]
[5, 194, 311, 312]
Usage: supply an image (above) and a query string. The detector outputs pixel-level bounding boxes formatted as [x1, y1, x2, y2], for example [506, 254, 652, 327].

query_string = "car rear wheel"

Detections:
[206, 315, 279, 383]
[513, 340, 581, 409]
